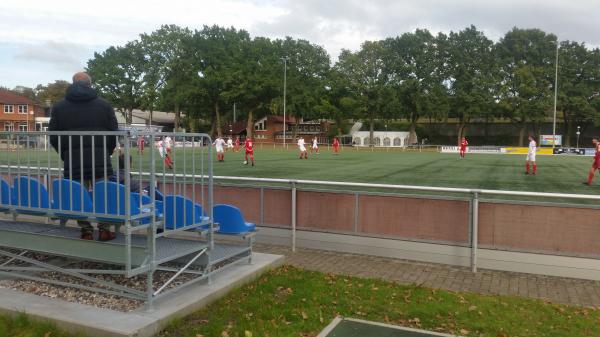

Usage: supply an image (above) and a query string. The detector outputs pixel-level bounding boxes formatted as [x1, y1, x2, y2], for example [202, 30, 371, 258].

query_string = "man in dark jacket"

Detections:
[49, 72, 118, 241]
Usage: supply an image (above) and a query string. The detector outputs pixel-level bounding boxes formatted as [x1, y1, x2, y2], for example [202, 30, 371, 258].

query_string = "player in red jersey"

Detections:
[137, 135, 145, 155]
[332, 137, 340, 154]
[234, 136, 240, 152]
[244, 137, 255, 166]
[459, 137, 468, 158]
[584, 136, 600, 185]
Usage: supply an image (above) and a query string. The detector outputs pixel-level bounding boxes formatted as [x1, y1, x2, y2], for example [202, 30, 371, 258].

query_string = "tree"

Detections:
[87, 41, 146, 124]
[228, 36, 280, 139]
[444, 26, 497, 143]
[556, 41, 600, 146]
[496, 28, 556, 146]
[335, 41, 390, 146]
[35, 80, 70, 106]
[273, 37, 330, 136]
[383, 29, 448, 144]
[139, 25, 192, 127]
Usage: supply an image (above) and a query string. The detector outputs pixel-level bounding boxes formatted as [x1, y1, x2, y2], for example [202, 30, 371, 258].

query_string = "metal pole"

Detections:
[233, 102, 236, 123]
[282, 57, 288, 148]
[291, 180, 296, 252]
[471, 191, 479, 273]
[552, 39, 559, 149]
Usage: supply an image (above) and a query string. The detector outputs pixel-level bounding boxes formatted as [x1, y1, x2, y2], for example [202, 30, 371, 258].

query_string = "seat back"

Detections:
[0, 178, 11, 206]
[51, 179, 93, 214]
[163, 195, 205, 229]
[93, 181, 140, 218]
[213, 204, 247, 233]
[12, 176, 49, 209]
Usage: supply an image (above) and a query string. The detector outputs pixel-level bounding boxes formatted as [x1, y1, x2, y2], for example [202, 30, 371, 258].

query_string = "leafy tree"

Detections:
[444, 25, 497, 143]
[273, 37, 330, 136]
[335, 40, 391, 146]
[139, 25, 192, 127]
[87, 41, 145, 124]
[496, 28, 556, 146]
[556, 41, 600, 146]
[35, 80, 70, 106]
[383, 29, 447, 144]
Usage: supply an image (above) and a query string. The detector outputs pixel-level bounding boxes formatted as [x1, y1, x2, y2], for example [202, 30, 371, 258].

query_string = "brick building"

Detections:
[0, 90, 44, 132]
[228, 115, 332, 143]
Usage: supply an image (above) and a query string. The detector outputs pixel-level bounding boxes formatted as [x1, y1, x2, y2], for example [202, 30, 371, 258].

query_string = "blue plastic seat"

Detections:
[163, 195, 209, 230]
[0, 178, 12, 209]
[93, 181, 152, 224]
[213, 204, 256, 234]
[51, 179, 93, 218]
[12, 177, 49, 214]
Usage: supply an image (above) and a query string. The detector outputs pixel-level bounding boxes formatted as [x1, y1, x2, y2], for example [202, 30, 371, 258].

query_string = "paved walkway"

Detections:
[254, 243, 600, 308]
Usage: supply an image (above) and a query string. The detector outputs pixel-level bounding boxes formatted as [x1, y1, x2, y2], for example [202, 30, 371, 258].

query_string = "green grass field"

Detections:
[5, 147, 599, 197]
[206, 148, 598, 195]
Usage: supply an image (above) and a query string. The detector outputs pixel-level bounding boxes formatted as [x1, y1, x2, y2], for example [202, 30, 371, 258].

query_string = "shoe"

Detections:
[524, 172, 529, 175]
[98, 230, 116, 242]
[80, 232, 93, 240]
[582, 182, 591, 186]
[251, 161, 254, 166]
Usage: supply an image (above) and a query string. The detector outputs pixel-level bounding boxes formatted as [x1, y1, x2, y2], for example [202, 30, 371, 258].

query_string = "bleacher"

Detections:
[0, 130, 255, 308]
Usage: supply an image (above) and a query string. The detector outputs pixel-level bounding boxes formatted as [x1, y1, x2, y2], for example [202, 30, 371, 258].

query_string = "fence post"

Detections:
[291, 180, 297, 252]
[471, 191, 479, 273]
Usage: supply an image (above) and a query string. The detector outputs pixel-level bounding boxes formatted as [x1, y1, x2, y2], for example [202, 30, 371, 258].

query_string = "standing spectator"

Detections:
[49, 72, 118, 241]
[137, 135, 145, 155]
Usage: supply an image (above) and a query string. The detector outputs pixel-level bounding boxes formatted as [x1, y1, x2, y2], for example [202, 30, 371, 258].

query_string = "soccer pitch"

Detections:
[207, 148, 596, 195]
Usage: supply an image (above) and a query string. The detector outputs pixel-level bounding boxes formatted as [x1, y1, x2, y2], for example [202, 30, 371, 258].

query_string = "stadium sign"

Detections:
[441, 146, 502, 154]
[540, 135, 562, 146]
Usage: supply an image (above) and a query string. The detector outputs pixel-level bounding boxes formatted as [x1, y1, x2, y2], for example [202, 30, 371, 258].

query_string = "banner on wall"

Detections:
[502, 147, 554, 155]
[540, 135, 562, 146]
[440, 146, 502, 154]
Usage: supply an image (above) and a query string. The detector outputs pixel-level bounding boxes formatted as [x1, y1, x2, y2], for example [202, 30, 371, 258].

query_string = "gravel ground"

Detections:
[0, 249, 249, 312]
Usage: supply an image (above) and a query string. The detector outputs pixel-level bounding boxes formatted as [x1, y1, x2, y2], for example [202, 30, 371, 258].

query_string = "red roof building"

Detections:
[227, 115, 332, 144]
[0, 90, 44, 132]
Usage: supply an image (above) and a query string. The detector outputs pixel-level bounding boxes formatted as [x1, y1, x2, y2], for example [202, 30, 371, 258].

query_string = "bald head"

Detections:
[72, 72, 92, 87]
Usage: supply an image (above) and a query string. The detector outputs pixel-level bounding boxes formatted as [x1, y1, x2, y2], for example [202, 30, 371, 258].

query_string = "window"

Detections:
[316, 126, 321, 131]
[363, 137, 370, 146]
[4, 105, 14, 114]
[19, 124, 27, 131]
[383, 137, 391, 146]
[353, 137, 361, 145]
[18, 105, 28, 114]
[4, 123, 13, 131]
[393, 137, 402, 146]
[373, 137, 381, 146]
[309, 126, 315, 132]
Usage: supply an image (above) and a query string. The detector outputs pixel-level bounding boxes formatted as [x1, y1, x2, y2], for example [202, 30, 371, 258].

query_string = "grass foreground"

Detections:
[0, 313, 82, 337]
[160, 265, 600, 337]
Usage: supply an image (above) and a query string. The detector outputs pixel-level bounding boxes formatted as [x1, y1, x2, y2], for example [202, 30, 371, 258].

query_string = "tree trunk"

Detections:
[174, 103, 180, 132]
[127, 108, 133, 125]
[246, 108, 255, 139]
[563, 112, 572, 147]
[149, 109, 153, 126]
[369, 117, 374, 147]
[408, 116, 418, 145]
[457, 119, 466, 145]
[214, 101, 222, 137]
[484, 116, 490, 144]
[518, 124, 527, 147]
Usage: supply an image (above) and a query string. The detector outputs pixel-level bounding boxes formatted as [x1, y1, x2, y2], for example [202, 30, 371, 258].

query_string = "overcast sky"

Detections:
[1, 0, 599, 89]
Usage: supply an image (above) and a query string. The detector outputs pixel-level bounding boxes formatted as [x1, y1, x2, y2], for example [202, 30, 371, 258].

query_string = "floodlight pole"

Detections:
[552, 39, 559, 149]
[281, 57, 288, 148]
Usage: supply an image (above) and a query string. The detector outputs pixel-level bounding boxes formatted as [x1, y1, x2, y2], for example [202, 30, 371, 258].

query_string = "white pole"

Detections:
[282, 57, 288, 148]
[552, 39, 559, 149]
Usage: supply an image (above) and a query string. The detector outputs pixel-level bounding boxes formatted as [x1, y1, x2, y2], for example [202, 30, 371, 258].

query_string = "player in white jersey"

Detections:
[297, 137, 308, 159]
[226, 137, 233, 151]
[525, 135, 537, 175]
[213, 137, 226, 162]
[311, 137, 319, 154]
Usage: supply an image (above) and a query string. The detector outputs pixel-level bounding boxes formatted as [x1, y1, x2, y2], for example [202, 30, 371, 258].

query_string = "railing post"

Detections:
[471, 191, 479, 273]
[291, 180, 297, 252]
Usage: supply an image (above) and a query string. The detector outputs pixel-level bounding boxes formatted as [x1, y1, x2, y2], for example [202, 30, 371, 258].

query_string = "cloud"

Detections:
[15, 41, 94, 72]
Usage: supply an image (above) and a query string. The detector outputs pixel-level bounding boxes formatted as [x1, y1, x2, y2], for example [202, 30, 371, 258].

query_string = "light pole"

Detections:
[281, 57, 289, 148]
[552, 38, 559, 149]
[576, 126, 581, 150]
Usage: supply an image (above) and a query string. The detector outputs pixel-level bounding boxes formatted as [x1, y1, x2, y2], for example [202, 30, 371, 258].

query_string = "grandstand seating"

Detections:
[213, 204, 256, 234]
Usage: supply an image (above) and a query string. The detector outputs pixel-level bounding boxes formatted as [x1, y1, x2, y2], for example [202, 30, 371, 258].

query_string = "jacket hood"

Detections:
[66, 83, 98, 102]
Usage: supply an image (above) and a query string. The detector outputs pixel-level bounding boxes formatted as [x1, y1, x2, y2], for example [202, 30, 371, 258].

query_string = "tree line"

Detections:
[7, 24, 600, 146]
